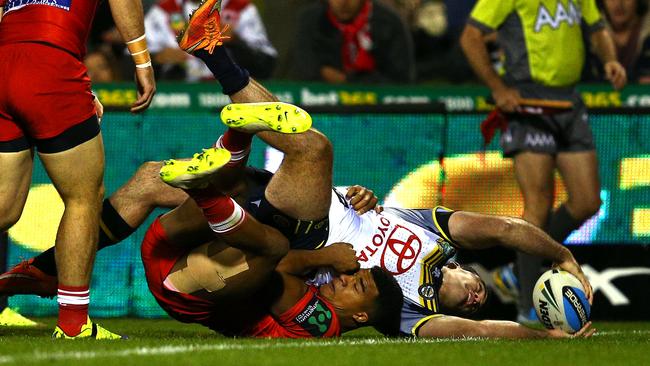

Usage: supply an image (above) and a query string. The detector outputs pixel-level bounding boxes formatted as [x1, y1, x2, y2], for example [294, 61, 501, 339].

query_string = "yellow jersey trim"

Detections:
[411, 314, 444, 336]
[431, 205, 457, 247]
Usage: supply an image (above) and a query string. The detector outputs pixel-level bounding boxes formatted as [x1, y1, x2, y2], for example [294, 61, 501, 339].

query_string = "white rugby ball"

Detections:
[532, 269, 591, 334]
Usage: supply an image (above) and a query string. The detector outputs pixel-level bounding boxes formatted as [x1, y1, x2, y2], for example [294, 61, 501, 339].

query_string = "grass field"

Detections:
[1, 319, 649, 366]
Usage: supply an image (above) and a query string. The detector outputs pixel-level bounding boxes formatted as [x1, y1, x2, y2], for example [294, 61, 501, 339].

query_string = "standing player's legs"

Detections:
[513, 151, 555, 320]
[36, 134, 111, 337]
[5, 41, 122, 339]
[551, 152, 601, 242]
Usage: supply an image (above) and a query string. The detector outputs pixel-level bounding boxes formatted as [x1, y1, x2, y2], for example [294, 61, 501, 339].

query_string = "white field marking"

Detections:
[593, 330, 650, 336]
[1, 331, 648, 364]
[0, 337, 482, 364]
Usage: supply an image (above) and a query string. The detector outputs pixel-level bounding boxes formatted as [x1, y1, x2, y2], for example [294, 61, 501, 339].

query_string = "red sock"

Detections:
[190, 193, 245, 233]
[215, 130, 252, 165]
[57, 284, 89, 336]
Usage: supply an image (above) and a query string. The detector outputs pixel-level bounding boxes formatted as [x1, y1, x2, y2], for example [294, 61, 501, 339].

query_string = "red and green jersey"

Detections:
[245, 286, 341, 338]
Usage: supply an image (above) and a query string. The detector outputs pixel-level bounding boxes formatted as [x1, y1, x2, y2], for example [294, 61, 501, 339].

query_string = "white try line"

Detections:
[1, 330, 648, 364]
[0, 337, 478, 364]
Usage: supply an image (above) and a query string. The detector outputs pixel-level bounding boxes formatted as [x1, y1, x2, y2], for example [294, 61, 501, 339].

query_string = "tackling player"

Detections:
[140, 136, 403, 337]
[0, 0, 594, 339]
[0, 0, 155, 338]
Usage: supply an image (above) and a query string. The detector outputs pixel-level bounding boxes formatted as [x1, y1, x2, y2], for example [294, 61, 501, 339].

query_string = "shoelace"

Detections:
[203, 20, 230, 54]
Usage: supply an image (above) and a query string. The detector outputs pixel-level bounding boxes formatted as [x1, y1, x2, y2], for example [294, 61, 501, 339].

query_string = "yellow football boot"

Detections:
[160, 148, 231, 189]
[0, 307, 41, 327]
[52, 317, 126, 340]
[220, 102, 312, 134]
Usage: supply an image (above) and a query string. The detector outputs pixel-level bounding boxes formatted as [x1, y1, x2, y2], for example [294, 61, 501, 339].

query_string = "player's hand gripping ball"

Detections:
[533, 269, 591, 334]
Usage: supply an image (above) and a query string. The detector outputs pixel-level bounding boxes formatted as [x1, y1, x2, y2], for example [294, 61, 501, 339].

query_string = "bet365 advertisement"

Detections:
[5, 109, 650, 317]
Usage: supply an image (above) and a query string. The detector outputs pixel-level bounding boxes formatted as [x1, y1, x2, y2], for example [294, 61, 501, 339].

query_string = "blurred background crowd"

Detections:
[85, 0, 650, 85]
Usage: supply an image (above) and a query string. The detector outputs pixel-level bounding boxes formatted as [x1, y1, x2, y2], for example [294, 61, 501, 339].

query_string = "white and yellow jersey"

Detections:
[322, 189, 458, 336]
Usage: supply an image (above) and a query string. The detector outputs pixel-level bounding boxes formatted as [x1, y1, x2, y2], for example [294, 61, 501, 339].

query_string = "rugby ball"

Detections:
[532, 269, 591, 334]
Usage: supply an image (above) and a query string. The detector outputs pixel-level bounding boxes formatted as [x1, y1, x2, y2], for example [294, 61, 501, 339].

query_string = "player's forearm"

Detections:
[0, 6, 4, 22]
[590, 29, 618, 64]
[276, 249, 333, 276]
[471, 320, 549, 339]
[108, 0, 146, 43]
[418, 316, 549, 339]
[460, 25, 507, 92]
[497, 217, 573, 263]
[450, 212, 571, 263]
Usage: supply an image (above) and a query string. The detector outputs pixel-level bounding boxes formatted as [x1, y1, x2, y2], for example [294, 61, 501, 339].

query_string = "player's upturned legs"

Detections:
[38, 133, 123, 339]
[220, 105, 332, 221]
[159, 147, 288, 261]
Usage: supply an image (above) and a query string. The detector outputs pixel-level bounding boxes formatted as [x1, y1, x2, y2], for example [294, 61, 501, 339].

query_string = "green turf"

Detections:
[0, 319, 649, 366]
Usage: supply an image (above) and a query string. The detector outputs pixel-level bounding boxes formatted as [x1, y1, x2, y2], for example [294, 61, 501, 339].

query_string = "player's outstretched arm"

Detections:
[447, 211, 593, 303]
[417, 315, 596, 339]
[108, 0, 156, 113]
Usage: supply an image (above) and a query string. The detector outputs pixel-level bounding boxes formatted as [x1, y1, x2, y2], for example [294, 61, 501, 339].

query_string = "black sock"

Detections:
[546, 204, 584, 243]
[516, 252, 544, 314]
[30, 199, 136, 276]
[194, 48, 250, 95]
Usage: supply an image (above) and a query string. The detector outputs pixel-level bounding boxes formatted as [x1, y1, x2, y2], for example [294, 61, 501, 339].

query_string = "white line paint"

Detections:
[0, 337, 479, 364]
[0, 330, 648, 364]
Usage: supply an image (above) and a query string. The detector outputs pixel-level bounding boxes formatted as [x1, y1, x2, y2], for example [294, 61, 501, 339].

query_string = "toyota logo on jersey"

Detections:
[381, 224, 422, 275]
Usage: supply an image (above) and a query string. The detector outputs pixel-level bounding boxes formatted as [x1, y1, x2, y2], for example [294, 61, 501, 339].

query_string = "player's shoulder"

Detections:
[291, 286, 339, 337]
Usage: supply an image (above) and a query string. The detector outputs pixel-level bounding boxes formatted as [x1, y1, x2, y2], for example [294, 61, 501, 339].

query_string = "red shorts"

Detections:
[141, 218, 217, 326]
[0, 42, 98, 152]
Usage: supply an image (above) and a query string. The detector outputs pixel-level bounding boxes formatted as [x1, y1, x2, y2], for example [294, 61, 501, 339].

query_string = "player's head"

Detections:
[319, 266, 403, 336]
[328, 0, 366, 23]
[438, 262, 488, 315]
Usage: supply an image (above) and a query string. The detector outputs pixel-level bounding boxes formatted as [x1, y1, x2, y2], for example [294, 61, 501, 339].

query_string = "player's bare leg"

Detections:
[512, 151, 556, 322]
[38, 133, 123, 339]
[553, 151, 601, 239]
[158, 148, 289, 302]
[0, 160, 189, 298]
[0, 150, 33, 231]
[0, 149, 38, 326]
[258, 129, 333, 220]
[110, 161, 189, 227]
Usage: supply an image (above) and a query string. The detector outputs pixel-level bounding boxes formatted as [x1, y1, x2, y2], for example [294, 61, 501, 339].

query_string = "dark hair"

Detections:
[597, 0, 648, 18]
[369, 266, 404, 337]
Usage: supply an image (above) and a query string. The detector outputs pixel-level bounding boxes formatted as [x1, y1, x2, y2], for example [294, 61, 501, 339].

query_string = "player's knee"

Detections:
[288, 130, 332, 158]
[0, 206, 22, 231]
[137, 161, 164, 177]
[137, 161, 167, 195]
[304, 130, 333, 160]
